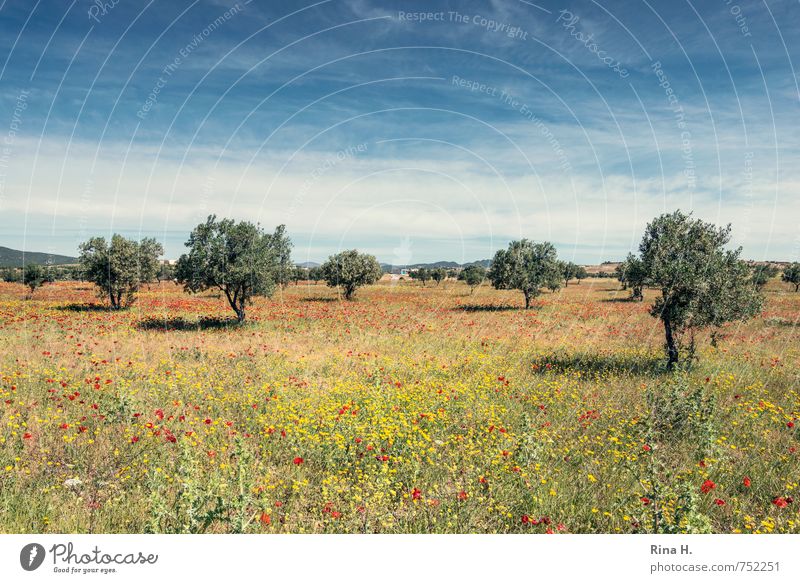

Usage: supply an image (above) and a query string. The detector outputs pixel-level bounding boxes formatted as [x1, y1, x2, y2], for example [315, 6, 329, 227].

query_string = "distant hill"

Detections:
[296, 261, 320, 268]
[0, 246, 78, 268]
[380, 259, 492, 272]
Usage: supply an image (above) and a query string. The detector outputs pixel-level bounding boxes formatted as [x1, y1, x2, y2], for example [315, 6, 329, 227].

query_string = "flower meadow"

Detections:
[0, 279, 798, 534]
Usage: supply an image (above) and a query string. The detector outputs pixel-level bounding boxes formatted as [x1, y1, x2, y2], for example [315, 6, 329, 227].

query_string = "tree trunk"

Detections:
[524, 291, 531, 309]
[664, 317, 678, 369]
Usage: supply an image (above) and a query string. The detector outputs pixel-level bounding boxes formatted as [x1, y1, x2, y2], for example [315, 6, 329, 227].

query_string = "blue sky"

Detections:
[0, 0, 798, 264]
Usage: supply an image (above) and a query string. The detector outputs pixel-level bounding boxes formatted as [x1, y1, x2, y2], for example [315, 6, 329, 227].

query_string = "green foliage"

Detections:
[619, 253, 649, 301]
[487, 240, 562, 308]
[459, 264, 486, 294]
[561, 261, 580, 286]
[431, 267, 447, 286]
[157, 263, 176, 282]
[750, 264, 778, 289]
[321, 249, 382, 300]
[638, 210, 762, 367]
[575, 265, 588, 283]
[79, 235, 163, 309]
[23, 264, 46, 295]
[410, 267, 431, 286]
[175, 216, 291, 322]
[782, 262, 800, 292]
[308, 266, 324, 283]
[646, 377, 717, 456]
[0, 267, 21, 283]
[291, 265, 307, 285]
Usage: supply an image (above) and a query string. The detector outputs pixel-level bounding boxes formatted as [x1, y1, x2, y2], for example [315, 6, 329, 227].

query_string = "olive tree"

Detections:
[620, 253, 648, 301]
[459, 264, 486, 294]
[321, 249, 382, 300]
[23, 264, 45, 295]
[782, 262, 800, 292]
[561, 261, 580, 286]
[431, 267, 447, 286]
[175, 216, 291, 322]
[487, 240, 562, 309]
[1, 267, 21, 283]
[79, 235, 163, 309]
[308, 266, 324, 284]
[411, 267, 431, 287]
[638, 211, 762, 368]
[750, 264, 778, 289]
[575, 265, 588, 284]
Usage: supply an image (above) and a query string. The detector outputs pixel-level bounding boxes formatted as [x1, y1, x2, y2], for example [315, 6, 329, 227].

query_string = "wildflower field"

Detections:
[1, 278, 798, 534]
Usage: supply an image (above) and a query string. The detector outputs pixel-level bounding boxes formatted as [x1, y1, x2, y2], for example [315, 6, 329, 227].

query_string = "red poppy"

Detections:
[642, 444, 651, 452]
[641, 497, 651, 506]
[130, 435, 140, 443]
[714, 498, 725, 506]
[742, 476, 751, 488]
[23, 432, 32, 439]
[293, 456, 304, 465]
[700, 479, 716, 494]
[411, 488, 422, 501]
[259, 512, 271, 525]
[457, 491, 468, 501]
[773, 497, 789, 508]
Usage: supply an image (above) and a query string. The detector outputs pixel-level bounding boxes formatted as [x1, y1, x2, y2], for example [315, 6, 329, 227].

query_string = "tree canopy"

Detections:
[487, 240, 562, 308]
[79, 235, 163, 309]
[321, 249, 382, 300]
[459, 264, 486, 294]
[638, 210, 762, 367]
[175, 216, 291, 321]
[782, 262, 800, 292]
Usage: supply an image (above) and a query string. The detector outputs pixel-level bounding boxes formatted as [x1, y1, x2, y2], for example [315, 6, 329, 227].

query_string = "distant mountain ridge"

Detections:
[379, 259, 492, 271]
[0, 246, 78, 268]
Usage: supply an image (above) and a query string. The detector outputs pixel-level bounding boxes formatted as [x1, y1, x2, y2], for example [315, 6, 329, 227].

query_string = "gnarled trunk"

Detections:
[663, 316, 678, 368]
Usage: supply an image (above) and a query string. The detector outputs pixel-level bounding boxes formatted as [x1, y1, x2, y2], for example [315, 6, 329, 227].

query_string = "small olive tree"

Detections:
[561, 261, 580, 286]
[411, 267, 431, 287]
[321, 249, 382, 300]
[175, 216, 291, 322]
[750, 264, 778, 289]
[782, 262, 800, 292]
[638, 211, 762, 368]
[575, 265, 588, 284]
[23, 263, 46, 296]
[431, 267, 447, 286]
[79, 235, 163, 309]
[308, 266, 324, 284]
[487, 240, 562, 309]
[459, 264, 486, 294]
[620, 253, 648, 301]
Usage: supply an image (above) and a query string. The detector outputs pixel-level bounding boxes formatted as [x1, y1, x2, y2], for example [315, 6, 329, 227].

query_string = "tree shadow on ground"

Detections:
[601, 297, 641, 303]
[454, 304, 524, 312]
[532, 351, 669, 377]
[764, 317, 799, 327]
[136, 316, 240, 331]
[54, 303, 112, 312]
[300, 297, 337, 303]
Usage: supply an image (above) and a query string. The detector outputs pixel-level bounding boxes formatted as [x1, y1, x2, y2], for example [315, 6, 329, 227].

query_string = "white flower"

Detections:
[63, 478, 83, 489]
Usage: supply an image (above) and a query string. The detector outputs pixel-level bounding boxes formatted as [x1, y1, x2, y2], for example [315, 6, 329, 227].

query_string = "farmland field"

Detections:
[0, 278, 798, 534]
